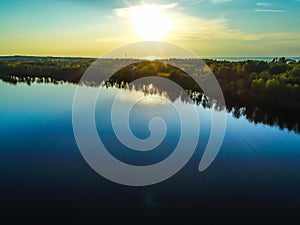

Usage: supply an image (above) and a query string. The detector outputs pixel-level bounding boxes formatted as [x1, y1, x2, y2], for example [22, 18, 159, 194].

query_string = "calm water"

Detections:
[1, 81, 300, 223]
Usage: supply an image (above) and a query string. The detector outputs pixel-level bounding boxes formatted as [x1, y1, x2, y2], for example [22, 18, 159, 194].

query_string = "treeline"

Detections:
[1, 56, 300, 112]
[0, 56, 94, 83]
[206, 57, 300, 111]
[110, 60, 202, 91]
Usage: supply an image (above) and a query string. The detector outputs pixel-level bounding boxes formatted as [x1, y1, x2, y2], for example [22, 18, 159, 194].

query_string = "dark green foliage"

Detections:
[1, 56, 300, 112]
[0, 56, 94, 83]
[110, 61, 201, 91]
[206, 58, 300, 111]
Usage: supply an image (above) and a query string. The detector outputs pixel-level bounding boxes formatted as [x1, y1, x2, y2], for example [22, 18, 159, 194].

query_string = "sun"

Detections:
[130, 5, 172, 41]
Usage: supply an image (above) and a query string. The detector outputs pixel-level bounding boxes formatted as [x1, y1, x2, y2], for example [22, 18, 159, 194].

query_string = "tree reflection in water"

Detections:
[1, 75, 299, 134]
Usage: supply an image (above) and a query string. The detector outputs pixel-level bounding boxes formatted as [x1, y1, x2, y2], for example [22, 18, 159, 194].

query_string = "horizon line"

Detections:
[1, 55, 300, 59]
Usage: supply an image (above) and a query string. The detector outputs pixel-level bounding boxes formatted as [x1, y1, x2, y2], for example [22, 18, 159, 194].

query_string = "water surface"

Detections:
[1, 81, 300, 223]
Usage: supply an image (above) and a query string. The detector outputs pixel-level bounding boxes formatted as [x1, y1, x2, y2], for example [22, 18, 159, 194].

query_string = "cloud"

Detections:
[185, 0, 204, 5]
[255, 2, 287, 13]
[164, 12, 261, 41]
[167, 11, 299, 42]
[112, 3, 298, 44]
[114, 3, 178, 17]
[256, 2, 270, 6]
[255, 9, 287, 12]
[210, 0, 232, 3]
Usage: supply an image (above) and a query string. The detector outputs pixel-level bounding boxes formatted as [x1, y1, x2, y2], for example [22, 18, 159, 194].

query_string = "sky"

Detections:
[0, 0, 300, 57]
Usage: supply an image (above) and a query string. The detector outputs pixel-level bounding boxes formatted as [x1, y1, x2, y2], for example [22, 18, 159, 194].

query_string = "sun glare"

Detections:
[130, 5, 172, 41]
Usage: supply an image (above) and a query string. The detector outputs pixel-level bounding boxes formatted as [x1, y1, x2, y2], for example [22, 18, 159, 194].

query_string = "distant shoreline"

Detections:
[1, 55, 300, 62]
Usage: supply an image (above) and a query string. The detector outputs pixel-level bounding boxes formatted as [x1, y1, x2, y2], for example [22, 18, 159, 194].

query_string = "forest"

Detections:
[206, 57, 300, 112]
[1, 56, 300, 113]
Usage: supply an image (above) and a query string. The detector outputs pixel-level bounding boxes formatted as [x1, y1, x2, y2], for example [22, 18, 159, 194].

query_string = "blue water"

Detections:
[1, 81, 300, 223]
